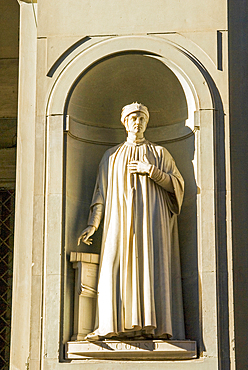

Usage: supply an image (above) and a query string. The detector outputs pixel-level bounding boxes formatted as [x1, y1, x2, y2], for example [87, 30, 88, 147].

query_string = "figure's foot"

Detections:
[86, 330, 118, 341]
[85, 331, 102, 341]
[142, 333, 154, 339]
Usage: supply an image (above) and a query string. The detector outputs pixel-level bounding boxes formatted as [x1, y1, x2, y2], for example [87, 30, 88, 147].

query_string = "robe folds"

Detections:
[88, 139, 185, 339]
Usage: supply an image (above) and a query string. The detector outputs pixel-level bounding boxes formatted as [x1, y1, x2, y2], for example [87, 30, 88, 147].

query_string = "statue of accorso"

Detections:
[78, 103, 185, 340]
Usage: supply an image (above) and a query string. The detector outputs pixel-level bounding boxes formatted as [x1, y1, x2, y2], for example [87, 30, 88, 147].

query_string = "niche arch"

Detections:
[44, 35, 226, 362]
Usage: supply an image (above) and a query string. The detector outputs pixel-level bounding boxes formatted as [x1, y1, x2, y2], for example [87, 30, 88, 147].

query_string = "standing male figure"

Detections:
[78, 103, 185, 340]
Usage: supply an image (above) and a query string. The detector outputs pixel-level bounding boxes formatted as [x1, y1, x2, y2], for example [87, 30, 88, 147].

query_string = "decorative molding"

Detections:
[67, 129, 196, 146]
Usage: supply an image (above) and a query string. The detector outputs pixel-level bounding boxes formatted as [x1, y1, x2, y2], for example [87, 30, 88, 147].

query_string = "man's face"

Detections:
[125, 112, 148, 134]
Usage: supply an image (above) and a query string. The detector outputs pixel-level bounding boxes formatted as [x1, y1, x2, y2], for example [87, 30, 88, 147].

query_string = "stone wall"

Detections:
[10, 1, 240, 369]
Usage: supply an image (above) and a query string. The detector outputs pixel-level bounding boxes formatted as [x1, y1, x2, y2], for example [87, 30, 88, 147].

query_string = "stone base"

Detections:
[66, 340, 197, 360]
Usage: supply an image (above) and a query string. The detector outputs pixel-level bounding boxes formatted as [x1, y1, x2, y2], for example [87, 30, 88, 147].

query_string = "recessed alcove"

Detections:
[68, 53, 188, 128]
[63, 53, 199, 349]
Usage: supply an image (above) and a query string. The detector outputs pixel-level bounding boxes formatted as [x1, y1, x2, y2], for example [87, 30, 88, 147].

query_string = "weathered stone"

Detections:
[66, 340, 197, 360]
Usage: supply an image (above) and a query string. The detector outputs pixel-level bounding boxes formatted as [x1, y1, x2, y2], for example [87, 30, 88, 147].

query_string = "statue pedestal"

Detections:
[70, 252, 99, 340]
[66, 340, 197, 360]
[69, 252, 197, 360]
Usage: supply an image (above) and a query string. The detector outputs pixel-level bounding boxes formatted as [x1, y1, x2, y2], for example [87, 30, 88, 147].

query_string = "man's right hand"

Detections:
[77, 226, 96, 246]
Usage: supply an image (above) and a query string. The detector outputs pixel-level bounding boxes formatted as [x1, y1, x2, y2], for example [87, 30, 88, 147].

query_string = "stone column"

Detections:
[10, 2, 37, 369]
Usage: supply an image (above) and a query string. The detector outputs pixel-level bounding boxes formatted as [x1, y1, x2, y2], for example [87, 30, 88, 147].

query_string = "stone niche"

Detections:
[62, 52, 199, 356]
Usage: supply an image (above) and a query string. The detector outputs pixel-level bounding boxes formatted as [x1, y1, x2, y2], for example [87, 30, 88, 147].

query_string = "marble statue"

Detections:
[78, 103, 185, 340]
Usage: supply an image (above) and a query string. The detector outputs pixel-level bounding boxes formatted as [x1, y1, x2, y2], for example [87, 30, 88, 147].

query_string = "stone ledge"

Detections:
[66, 340, 197, 360]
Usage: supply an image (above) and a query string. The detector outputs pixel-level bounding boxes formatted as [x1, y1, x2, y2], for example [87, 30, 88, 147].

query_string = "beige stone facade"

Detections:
[3, 0, 247, 369]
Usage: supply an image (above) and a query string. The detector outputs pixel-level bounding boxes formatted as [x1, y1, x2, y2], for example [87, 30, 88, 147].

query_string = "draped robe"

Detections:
[88, 139, 185, 339]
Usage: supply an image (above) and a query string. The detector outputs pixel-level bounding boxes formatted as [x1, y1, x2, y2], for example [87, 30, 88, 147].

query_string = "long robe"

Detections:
[88, 139, 185, 339]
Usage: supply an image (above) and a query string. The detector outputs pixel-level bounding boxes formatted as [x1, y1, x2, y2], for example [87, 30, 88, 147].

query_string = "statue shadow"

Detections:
[161, 124, 205, 354]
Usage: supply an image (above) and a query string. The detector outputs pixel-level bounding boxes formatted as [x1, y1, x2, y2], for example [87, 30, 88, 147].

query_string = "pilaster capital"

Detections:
[17, 0, 37, 4]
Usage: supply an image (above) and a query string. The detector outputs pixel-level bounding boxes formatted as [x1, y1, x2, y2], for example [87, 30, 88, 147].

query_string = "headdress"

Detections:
[121, 102, 149, 124]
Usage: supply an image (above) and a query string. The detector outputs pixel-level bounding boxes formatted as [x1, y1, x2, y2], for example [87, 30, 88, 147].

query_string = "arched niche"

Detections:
[42, 34, 226, 366]
[63, 52, 199, 345]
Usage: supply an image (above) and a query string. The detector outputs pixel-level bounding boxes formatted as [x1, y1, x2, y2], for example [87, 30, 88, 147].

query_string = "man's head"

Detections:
[121, 103, 149, 134]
